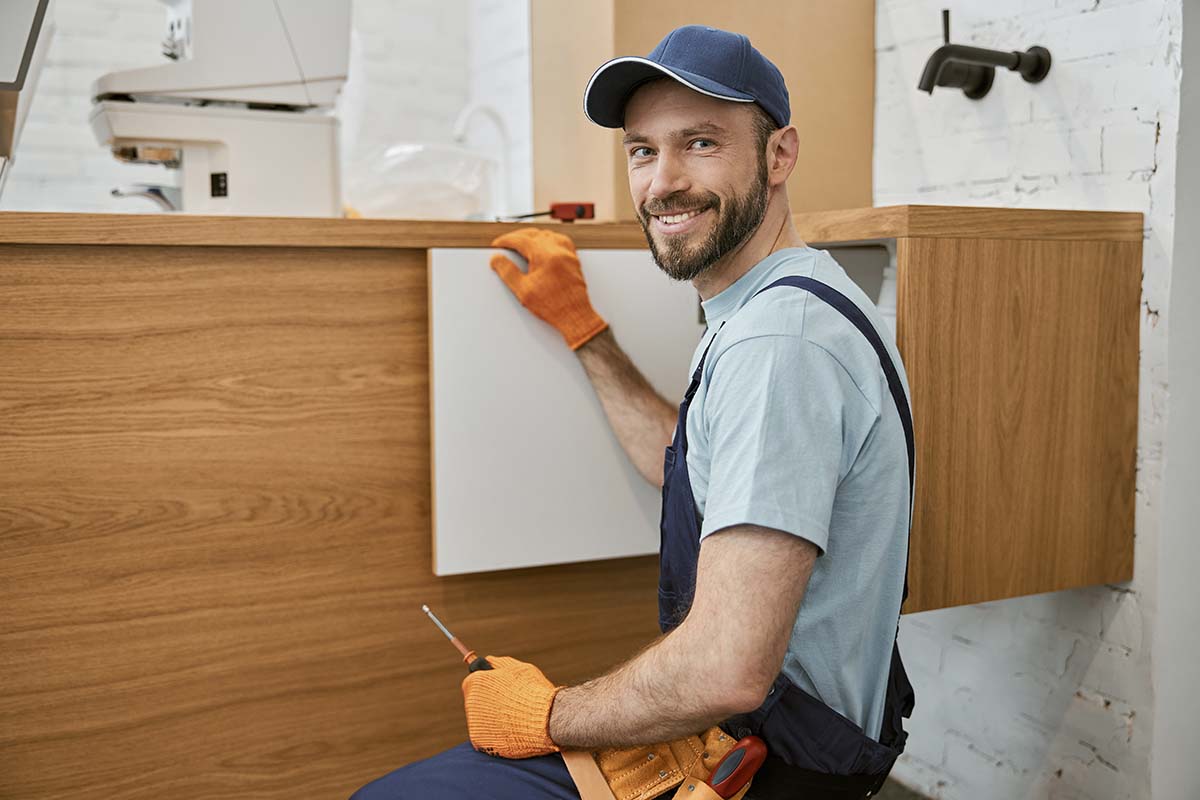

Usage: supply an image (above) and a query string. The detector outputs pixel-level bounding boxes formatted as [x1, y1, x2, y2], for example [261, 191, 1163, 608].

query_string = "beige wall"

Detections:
[530, 1, 616, 218]
[532, 1, 875, 221]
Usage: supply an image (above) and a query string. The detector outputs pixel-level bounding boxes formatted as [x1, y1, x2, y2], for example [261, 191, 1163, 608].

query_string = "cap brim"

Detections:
[583, 56, 754, 128]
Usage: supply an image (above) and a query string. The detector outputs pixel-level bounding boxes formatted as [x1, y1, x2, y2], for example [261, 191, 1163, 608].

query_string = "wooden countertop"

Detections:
[0, 205, 1143, 248]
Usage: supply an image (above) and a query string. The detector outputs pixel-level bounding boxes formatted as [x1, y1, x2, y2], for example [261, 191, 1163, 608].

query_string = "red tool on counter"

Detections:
[501, 202, 595, 223]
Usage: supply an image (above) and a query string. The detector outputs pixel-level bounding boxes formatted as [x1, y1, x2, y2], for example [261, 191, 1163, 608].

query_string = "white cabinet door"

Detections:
[429, 247, 704, 575]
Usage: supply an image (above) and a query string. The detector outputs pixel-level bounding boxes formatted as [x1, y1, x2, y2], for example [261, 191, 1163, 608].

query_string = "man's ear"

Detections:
[768, 125, 800, 187]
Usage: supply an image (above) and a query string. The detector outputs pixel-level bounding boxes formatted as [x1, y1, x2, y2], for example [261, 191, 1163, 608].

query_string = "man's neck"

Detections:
[691, 195, 807, 301]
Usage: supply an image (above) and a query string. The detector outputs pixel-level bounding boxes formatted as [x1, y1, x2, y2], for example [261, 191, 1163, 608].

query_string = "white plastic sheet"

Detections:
[343, 141, 497, 220]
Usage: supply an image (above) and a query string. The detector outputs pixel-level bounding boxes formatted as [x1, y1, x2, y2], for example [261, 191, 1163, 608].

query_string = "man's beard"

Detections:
[638, 160, 769, 283]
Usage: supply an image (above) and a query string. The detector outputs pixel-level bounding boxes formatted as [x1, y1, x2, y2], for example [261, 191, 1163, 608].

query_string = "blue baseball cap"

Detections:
[583, 25, 790, 130]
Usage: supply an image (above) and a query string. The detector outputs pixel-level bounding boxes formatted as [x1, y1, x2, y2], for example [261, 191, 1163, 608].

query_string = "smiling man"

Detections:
[351, 25, 914, 800]
[624, 109, 774, 287]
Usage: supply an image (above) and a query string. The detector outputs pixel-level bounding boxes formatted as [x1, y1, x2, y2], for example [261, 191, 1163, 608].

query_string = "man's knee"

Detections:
[346, 742, 474, 800]
[348, 772, 403, 800]
[346, 741, 579, 800]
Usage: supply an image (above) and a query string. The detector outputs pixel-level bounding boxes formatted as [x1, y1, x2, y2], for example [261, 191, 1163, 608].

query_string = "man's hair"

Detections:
[749, 102, 778, 162]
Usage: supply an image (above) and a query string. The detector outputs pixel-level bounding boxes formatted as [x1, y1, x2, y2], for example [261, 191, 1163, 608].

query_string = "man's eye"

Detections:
[690, 139, 714, 150]
[630, 146, 653, 158]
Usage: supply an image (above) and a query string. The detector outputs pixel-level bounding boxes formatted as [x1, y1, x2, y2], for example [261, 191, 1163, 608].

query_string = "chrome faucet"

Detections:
[111, 183, 181, 212]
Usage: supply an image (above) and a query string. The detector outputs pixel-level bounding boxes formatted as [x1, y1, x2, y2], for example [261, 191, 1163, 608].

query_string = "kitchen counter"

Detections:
[0, 205, 1142, 800]
[0, 204, 1143, 247]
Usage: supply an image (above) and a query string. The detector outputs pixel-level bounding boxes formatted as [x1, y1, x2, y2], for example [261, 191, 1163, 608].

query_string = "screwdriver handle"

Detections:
[464, 650, 493, 672]
[421, 606, 494, 672]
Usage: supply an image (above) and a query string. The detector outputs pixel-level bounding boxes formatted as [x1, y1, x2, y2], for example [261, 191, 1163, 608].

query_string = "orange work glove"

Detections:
[490, 228, 609, 350]
[461, 655, 565, 759]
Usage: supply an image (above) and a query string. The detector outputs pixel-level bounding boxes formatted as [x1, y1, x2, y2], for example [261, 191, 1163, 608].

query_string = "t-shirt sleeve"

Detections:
[698, 334, 876, 553]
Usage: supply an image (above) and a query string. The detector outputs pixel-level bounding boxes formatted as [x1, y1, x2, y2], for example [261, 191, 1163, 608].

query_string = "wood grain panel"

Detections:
[797, 205, 1144, 245]
[0, 213, 650, 249]
[899, 205, 1143, 242]
[0, 243, 661, 799]
[895, 237, 1139, 611]
[0, 206, 1143, 249]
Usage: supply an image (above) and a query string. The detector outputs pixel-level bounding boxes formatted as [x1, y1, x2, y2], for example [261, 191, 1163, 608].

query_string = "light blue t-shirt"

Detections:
[683, 246, 913, 742]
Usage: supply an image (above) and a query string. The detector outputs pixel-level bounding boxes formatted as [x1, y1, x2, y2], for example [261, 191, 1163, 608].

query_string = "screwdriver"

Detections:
[422, 604, 493, 672]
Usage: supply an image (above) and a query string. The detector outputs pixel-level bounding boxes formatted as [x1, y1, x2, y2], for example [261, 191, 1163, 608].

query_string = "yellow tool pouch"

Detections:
[561, 726, 752, 800]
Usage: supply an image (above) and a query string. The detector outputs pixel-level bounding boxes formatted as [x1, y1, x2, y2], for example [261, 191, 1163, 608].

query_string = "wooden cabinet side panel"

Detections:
[895, 237, 1139, 612]
[0, 244, 660, 800]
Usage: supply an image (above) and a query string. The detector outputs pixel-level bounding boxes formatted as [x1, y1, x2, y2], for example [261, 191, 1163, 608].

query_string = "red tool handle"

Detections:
[707, 735, 767, 798]
[549, 202, 594, 222]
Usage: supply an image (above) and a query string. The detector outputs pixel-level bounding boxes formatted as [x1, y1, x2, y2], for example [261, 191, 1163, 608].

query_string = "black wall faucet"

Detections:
[918, 9, 1051, 99]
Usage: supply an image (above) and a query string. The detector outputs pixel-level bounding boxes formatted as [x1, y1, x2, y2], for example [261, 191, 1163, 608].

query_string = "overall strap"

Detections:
[752, 276, 914, 603]
[687, 322, 727, 396]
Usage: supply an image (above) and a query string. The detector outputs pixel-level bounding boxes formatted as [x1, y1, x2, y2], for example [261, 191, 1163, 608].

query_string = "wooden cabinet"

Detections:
[791, 206, 1141, 610]
[0, 205, 1140, 799]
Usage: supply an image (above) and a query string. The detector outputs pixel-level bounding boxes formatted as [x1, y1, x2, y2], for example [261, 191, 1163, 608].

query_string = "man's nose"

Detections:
[647, 152, 691, 203]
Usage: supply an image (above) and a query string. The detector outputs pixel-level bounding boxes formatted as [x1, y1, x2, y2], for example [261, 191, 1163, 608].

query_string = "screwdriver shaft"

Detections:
[422, 604, 455, 640]
[422, 604, 473, 660]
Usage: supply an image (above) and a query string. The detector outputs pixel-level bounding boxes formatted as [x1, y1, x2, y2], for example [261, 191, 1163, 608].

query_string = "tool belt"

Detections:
[556, 634, 908, 800]
[562, 725, 751, 800]
[562, 728, 891, 800]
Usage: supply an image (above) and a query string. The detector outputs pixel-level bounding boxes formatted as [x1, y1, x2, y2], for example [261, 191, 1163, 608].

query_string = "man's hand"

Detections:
[490, 228, 609, 350]
[462, 655, 564, 759]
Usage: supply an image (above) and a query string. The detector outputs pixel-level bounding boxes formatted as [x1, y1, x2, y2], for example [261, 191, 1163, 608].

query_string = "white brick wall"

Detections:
[876, 2, 1181, 798]
[0, 0, 171, 211]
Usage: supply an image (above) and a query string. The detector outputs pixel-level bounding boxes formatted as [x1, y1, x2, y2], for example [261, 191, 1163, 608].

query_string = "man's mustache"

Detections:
[642, 195, 720, 220]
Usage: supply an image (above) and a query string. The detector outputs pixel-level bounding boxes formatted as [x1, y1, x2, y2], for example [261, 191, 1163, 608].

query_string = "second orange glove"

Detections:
[490, 228, 609, 350]
[462, 655, 565, 759]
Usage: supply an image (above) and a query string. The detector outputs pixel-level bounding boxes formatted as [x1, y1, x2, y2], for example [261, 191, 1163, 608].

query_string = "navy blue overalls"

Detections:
[659, 277, 916, 800]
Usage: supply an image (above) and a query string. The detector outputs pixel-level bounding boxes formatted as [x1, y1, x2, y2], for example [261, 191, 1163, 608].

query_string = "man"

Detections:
[352, 25, 913, 800]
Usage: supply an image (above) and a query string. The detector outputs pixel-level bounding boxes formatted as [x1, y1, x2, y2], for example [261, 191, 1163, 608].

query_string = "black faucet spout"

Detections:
[919, 44, 1012, 92]
[919, 43, 1052, 99]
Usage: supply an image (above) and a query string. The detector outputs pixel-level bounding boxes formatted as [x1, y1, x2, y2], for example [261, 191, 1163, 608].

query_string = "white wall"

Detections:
[334, 0, 475, 219]
[0, 0, 170, 212]
[465, 0, 533, 216]
[338, 0, 471, 174]
[1152, 3, 1200, 797]
[875, 2, 1182, 798]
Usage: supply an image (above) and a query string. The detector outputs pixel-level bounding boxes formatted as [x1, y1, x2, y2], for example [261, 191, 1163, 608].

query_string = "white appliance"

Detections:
[89, 0, 351, 216]
[1, 0, 55, 200]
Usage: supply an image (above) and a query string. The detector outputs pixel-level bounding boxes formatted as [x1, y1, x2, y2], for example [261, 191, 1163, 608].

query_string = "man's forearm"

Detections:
[546, 623, 755, 749]
[576, 328, 678, 487]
